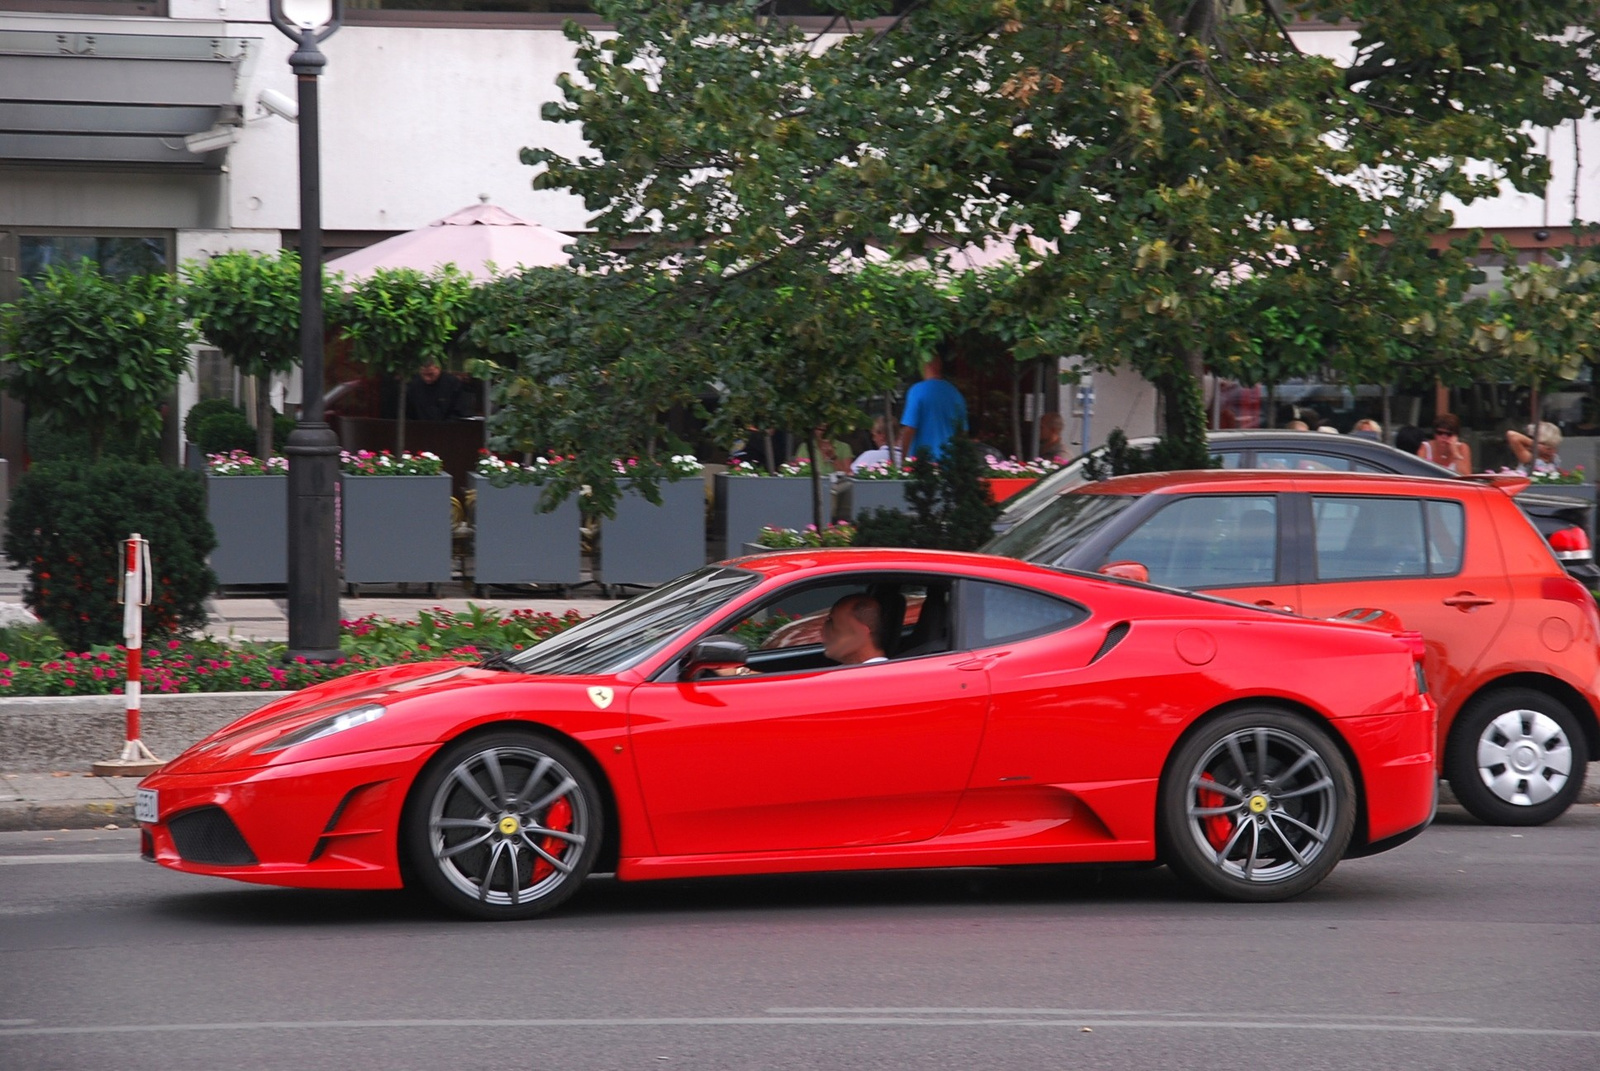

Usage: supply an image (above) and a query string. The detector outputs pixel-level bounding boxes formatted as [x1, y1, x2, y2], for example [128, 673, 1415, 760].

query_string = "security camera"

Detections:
[184, 126, 238, 154]
[1534, 229, 1552, 242]
[257, 89, 298, 122]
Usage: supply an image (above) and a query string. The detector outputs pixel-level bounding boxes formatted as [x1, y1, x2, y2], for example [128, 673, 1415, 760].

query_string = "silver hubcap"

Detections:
[428, 745, 589, 906]
[1185, 727, 1337, 883]
[1477, 709, 1572, 806]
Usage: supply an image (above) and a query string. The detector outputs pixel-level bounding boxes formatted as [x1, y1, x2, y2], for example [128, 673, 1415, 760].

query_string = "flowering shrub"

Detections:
[984, 456, 1065, 478]
[610, 454, 704, 480]
[341, 450, 445, 476]
[726, 456, 814, 477]
[754, 521, 857, 548]
[0, 605, 585, 697]
[475, 451, 575, 486]
[206, 451, 289, 476]
[850, 457, 916, 480]
[1488, 464, 1587, 485]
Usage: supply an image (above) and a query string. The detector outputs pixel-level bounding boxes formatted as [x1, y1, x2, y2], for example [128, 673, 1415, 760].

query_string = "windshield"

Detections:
[993, 450, 1105, 528]
[984, 492, 1138, 567]
[507, 566, 760, 676]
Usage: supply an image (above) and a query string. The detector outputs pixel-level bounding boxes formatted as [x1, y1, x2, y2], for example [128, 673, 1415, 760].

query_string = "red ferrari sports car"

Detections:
[138, 549, 1436, 918]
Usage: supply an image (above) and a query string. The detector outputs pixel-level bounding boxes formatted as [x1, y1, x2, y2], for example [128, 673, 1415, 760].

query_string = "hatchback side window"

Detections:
[1424, 499, 1466, 575]
[961, 581, 1089, 648]
[1313, 496, 1432, 579]
[1256, 451, 1385, 473]
[1106, 495, 1279, 589]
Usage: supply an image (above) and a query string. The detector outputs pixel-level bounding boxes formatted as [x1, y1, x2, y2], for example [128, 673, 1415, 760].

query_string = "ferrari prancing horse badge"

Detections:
[587, 686, 614, 710]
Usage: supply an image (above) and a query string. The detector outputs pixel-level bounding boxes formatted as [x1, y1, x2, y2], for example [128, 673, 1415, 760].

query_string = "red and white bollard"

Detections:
[91, 534, 163, 777]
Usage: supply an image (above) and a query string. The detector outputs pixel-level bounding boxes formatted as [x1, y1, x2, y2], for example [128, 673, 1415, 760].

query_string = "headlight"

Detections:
[255, 703, 386, 754]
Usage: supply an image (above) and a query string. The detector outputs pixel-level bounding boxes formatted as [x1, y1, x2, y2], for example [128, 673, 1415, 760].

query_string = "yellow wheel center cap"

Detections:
[1248, 794, 1269, 815]
[497, 815, 521, 836]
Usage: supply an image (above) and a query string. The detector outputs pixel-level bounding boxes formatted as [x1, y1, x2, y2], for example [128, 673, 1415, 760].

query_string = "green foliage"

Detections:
[854, 435, 1000, 551]
[330, 265, 476, 454]
[0, 261, 195, 459]
[0, 622, 64, 665]
[193, 410, 257, 456]
[183, 398, 245, 444]
[4, 462, 216, 651]
[529, 0, 1600, 462]
[26, 412, 159, 465]
[182, 249, 306, 460]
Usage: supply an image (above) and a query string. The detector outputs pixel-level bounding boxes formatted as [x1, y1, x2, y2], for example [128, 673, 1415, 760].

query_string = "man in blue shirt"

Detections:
[898, 354, 967, 459]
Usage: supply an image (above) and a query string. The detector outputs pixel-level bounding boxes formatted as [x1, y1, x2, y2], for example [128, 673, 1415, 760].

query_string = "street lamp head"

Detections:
[269, 0, 342, 42]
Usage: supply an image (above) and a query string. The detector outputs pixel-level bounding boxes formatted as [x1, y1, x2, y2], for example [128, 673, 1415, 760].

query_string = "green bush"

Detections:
[4, 461, 217, 650]
[193, 411, 256, 456]
[184, 398, 245, 444]
[273, 413, 296, 452]
[853, 435, 999, 552]
[27, 413, 159, 464]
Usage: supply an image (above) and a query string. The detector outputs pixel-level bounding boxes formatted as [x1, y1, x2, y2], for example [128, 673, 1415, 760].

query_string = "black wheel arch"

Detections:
[397, 719, 623, 879]
[1156, 697, 1375, 856]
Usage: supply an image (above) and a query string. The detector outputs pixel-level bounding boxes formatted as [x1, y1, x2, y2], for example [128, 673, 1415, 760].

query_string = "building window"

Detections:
[0, 0, 163, 14]
[19, 236, 168, 282]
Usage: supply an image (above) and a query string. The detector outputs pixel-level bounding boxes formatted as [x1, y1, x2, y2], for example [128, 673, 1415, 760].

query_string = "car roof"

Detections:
[1074, 469, 1479, 496]
[723, 546, 1078, 582]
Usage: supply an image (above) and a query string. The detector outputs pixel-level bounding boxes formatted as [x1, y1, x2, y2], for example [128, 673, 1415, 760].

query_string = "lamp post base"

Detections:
[286, 421, 343, 662]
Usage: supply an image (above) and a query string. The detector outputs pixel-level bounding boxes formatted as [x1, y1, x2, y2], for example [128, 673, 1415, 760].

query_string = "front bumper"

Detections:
[139, 744, 433, 890]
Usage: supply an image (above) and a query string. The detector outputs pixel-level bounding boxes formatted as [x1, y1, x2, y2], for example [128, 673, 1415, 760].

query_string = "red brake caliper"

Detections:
[1197, 773, 1233, 850]
[529, 797, 573, 882]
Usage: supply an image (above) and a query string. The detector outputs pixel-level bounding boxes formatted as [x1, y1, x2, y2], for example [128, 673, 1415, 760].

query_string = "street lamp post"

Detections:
[270, 0, 343, 661]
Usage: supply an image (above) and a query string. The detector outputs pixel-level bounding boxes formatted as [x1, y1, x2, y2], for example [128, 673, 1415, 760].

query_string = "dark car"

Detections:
[995, 431, 1598, 584]
[985, 469, 1600, 826]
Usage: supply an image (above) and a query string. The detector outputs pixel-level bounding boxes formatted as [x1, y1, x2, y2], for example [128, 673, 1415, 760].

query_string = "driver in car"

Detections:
[820, 594, 891, 666]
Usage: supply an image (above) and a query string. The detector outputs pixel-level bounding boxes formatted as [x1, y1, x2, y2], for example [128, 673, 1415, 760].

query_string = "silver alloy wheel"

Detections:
[427, 744, 590, 907]
[1476, 708, 1573, 807]
[1184, 726, 1338, 883]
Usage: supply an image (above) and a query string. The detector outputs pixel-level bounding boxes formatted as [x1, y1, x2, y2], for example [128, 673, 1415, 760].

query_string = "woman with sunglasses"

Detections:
[1419, 412, 1474, 475]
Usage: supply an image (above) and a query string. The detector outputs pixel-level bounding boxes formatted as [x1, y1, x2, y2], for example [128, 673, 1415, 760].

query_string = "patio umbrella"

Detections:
[325, 200, 577, 282]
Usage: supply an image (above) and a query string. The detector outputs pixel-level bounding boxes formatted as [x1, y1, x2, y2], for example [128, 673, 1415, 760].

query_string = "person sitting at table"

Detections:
[850, 417, 897, 472]
[406, 362, 473, 422]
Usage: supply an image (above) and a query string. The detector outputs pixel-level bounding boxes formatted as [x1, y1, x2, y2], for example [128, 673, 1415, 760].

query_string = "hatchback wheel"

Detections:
[1160, 709, 1355, 902]
[404, 731, 602, 920]
[1446, 688, 1587, 826]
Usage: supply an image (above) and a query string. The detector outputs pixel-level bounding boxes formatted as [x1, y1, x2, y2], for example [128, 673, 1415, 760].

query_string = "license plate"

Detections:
[134, 788, 159, 824]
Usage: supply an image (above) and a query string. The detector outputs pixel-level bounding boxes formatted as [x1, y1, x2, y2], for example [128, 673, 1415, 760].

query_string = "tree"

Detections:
[528, 0, 1600, 460]
[330, 265, 475, 453]
[182, 249, 303, 460]
[0, 261, 195, 459]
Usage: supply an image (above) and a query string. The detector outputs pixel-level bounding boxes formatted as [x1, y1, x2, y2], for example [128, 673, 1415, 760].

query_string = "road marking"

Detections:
[767, 1007, 1477, 1023]
[0, 854, 141, 866]
[1, 1014, 1596, 1039]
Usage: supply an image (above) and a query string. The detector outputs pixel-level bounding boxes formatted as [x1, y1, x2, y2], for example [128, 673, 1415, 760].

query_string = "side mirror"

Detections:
[1099, 559, 1150, 584]
[682, 634, 749, 680]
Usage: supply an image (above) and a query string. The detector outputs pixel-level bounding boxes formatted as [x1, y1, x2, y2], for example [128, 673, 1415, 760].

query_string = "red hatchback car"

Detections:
[137, 549, 1434, 916]
[988, 470, 1600, 825]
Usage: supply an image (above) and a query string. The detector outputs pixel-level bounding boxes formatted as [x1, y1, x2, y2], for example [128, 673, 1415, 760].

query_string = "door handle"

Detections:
[1442, 593, 1496, 609]
[1254, 600, 1293, 612]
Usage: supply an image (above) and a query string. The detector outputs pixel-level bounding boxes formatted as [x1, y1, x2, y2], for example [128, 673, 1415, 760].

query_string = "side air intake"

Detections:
[1089, 622, 1131, 664]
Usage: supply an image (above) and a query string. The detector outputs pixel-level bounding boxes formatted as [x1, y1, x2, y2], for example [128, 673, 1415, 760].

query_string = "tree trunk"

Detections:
[1156, 353, 1211, 469]
[806, 429, 826, 531]
[396, 376, 409, 454]
[255, 373, 275, 460]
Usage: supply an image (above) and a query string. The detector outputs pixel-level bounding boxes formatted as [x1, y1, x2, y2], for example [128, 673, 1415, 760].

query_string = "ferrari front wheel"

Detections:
[404, 731, 602, 920]
[1160, 709, 1355, 902]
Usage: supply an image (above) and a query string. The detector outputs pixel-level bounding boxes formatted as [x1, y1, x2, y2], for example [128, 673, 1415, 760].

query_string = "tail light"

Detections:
[1396, 629, 1428, 694]
[1547, 525, 1592, 561]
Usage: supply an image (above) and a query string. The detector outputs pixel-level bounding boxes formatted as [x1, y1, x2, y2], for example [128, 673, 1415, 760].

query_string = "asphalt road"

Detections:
[1, 805, 1597, 1071]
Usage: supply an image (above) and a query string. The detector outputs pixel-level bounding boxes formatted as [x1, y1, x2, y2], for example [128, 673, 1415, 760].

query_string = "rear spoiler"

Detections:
[1462, 472, 1531, 496]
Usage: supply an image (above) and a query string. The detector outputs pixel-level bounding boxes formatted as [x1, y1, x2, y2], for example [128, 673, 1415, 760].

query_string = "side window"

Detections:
[962, 582, 1088, 647]
[1106, 495, 1279, 589]
[1313, 496, 1428, 579]
[1214, 450, 1243, 469]
[1255, 450, 1378, 472]
[1424, 500, 1465, 575]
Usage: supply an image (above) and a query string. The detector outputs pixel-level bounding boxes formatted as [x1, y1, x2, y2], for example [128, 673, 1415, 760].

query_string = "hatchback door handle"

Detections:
[1443, 593, 1496, 609]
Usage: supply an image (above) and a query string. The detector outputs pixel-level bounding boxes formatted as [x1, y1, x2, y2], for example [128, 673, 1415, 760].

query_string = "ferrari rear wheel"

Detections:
[404, 731, 602, 920]
[1160, 709, 1355, 902]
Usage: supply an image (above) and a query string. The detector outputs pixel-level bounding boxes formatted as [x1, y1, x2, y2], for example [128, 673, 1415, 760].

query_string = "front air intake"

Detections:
[168, 807, 258, 866]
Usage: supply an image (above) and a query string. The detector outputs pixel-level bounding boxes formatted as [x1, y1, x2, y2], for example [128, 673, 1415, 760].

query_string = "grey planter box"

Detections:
[205, 475, 287, 586]
[341, 474, 453, 585]
[715, 474, 822, 550]
[599, 480, 706, 586]
[471, 474, 582, 586]
[842, 478, 912, 521]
